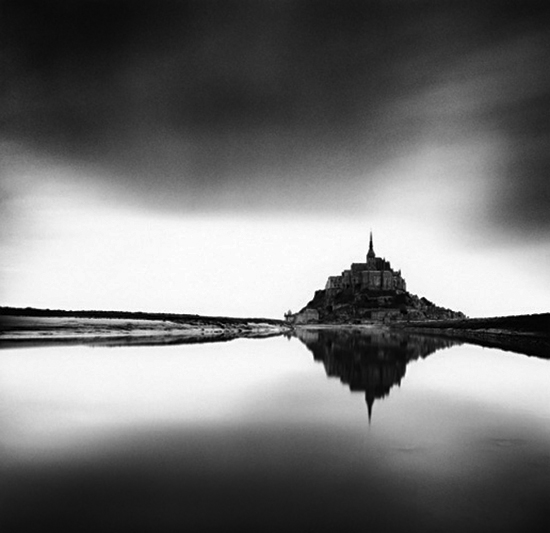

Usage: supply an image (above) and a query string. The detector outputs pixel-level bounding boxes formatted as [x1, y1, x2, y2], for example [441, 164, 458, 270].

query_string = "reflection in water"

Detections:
[0, 336, 549, 533]
[296, 328, 460, 421]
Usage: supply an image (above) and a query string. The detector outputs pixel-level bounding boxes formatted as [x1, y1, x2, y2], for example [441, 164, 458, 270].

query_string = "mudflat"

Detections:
[0, 307, 291, 348]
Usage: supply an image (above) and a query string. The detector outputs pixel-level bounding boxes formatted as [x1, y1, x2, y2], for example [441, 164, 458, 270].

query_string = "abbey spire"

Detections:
[367, 231, 376, 264]
[368, 230, 375, 258]
[366, 230, 376, 268]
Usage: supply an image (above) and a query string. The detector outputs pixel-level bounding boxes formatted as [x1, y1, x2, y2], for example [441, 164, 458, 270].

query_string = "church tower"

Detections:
[366, 231, 376, 268]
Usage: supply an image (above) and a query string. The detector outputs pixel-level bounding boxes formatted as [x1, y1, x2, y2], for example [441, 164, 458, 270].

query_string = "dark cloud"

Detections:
[1, 1, 549, 228]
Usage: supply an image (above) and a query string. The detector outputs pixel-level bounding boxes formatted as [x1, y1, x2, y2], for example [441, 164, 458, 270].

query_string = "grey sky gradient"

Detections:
[2, 0, 549, 232]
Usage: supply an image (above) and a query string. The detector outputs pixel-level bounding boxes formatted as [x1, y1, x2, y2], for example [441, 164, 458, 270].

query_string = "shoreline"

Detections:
[388, 313, 550, 359]
[294, 313, 550, 359]
[389, 325, 550, 359]
[2, 307, 548, 358]
[0, 308, 292, 349]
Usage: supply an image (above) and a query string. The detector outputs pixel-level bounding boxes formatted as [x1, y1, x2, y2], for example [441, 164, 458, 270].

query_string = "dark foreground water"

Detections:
[0, 329, 548, 533]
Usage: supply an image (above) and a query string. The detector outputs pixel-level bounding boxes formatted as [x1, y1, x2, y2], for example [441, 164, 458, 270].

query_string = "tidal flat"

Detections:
[0, 308, 290, 348]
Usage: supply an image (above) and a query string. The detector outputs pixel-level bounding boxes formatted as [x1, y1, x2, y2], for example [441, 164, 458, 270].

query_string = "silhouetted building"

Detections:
[326, 232, 406, 293]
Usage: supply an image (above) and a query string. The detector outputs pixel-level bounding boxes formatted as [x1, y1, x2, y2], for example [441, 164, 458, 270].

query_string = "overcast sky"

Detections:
[1, 0, 549, 318]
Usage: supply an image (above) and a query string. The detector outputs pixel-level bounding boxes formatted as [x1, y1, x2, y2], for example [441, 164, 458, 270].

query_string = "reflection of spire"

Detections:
[366, 392, 374, 424]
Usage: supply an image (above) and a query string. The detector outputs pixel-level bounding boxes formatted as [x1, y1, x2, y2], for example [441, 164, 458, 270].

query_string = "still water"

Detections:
[0, 329, 548, 532]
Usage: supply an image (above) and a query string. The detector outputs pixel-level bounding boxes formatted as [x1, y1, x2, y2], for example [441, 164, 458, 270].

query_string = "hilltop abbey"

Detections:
[289, 232, 464, 324]
[325, 232, 406, 294]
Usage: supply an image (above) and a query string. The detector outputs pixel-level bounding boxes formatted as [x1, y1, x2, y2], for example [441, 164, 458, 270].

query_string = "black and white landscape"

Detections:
[1, 2, 549, 532]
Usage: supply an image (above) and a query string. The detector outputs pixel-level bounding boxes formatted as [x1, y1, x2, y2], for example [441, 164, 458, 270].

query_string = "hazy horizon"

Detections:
[2, 0, 550, 319]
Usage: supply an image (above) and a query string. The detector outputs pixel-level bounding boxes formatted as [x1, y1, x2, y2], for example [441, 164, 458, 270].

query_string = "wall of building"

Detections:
[325, 276, 343, 290]
[294, 308, 320, 324]
[324, 249, 406, 294]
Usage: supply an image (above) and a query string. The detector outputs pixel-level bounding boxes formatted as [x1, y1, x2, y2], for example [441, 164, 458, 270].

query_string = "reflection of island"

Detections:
[296, 328, 460, 421]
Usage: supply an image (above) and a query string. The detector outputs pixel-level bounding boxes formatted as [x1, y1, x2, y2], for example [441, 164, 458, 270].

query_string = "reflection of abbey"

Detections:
[325, 232, 406, 293]
[296, 328, 460, 422]
[288, 232, 465, 324]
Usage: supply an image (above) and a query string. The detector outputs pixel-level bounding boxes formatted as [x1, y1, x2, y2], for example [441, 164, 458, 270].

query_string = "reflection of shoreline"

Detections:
[391, 313, 550, 360]
[392, 326, 550, 360]
[0, 332, 286, 350]
[296, 328, 460, 421]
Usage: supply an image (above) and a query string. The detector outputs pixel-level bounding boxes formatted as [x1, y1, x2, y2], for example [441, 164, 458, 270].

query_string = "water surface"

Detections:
[0, 329, 548, 532]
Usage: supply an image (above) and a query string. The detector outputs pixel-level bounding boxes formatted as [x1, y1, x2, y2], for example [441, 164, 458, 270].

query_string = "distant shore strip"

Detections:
[1, 307, 548, 358]
[0, 307, 292, 348]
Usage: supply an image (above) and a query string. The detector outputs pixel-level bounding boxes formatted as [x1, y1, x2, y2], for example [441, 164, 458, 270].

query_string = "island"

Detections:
[287, 233, 550, 359]
[287, 232, 465, 324]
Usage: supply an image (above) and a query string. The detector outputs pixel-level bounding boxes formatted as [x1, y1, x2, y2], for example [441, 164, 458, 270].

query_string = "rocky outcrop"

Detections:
[295, 288, 464, 324]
